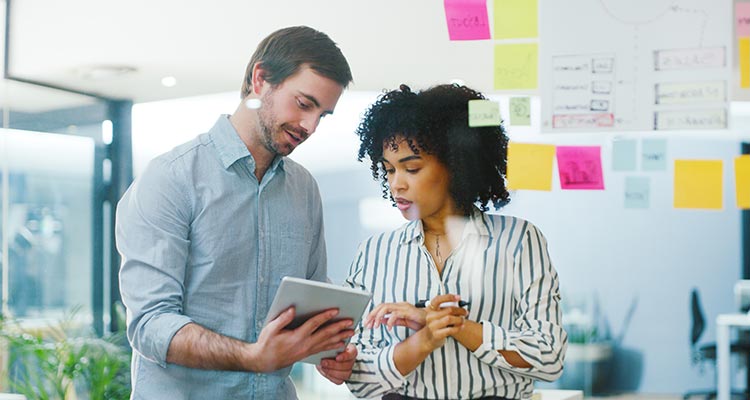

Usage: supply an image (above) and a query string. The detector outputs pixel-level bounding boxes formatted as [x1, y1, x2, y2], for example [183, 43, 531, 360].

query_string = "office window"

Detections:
[1, 129, 95, 319]
[1, 79, 108, 328]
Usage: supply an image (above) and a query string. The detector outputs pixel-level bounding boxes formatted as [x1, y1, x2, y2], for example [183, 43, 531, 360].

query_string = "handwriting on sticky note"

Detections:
[444, 0, 491, 41]
[738, 3, 750, 37]
[641, 139, 667, 171]
[624, 176, 650, 209]
[468, 100, 501, 127]
[556, 146, 605, 190]
[509, 97, 531, 126]
[494, 43, 538, 90]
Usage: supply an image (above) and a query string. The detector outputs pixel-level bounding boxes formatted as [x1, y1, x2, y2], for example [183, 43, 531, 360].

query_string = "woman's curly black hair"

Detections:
[355, 83, 510, 216]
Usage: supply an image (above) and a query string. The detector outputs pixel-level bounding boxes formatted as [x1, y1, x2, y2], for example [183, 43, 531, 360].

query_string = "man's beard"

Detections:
[258, 90, 283, 156]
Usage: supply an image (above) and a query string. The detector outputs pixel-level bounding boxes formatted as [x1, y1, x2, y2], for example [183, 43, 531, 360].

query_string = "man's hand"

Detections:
[249, 307, 354, 372]
[316, 344, 357, 384]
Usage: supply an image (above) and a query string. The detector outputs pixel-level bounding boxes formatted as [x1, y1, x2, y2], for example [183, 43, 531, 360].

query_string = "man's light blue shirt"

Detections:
[116, 115, 327, 399]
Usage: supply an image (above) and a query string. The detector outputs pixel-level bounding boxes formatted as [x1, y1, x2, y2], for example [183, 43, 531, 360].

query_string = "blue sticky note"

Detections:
[642, 139, 668, 171]
[624, 176, 650, 209]
[612, 139, 636, 171]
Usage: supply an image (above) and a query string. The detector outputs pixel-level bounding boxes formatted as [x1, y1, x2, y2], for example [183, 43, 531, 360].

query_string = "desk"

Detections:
[717, 313, 750, 400]
[534, 389, 583, 400]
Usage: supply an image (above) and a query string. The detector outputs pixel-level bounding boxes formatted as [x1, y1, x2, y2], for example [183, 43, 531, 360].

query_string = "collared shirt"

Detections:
[345, 211, 567, 400]
[116, 115, 326, 400]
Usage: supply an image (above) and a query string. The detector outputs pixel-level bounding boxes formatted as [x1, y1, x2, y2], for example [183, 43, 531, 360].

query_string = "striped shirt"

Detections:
[344, 211, 567, 400]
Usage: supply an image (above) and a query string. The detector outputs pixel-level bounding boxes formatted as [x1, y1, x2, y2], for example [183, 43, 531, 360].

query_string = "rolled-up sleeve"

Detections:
[344, 242, 408, 399]
[472, 223, 568, 382]
[116, 157, 194, 368]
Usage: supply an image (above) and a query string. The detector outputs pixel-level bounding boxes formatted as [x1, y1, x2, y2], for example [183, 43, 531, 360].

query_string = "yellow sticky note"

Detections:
[494, 0, 538, 39]
[507, 142, 555, 191]
[736, 155, 750, 209]
[674, 160, 723, 210]
[468, 100, 501, 127]
[740, 38, 750, 88]
[494, 43, 538, 90]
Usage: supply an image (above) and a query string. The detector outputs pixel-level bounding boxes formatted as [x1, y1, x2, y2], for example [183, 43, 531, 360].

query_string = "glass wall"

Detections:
[1, 79, 109, 327]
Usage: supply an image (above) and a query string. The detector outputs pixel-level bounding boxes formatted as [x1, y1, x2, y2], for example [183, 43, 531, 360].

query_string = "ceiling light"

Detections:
[75, 65, 137, 80]
[161, 76, 177, 87]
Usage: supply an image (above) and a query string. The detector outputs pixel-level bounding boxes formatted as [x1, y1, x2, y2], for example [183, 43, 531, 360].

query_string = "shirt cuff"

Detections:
[474, 320, 539, 374]
[379, 345, 410, 389]
[141, 313, 193, 368]
[472, 320, 512, 366]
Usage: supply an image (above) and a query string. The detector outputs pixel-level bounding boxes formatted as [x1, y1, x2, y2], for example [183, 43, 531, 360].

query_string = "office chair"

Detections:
[684, 289, 750, 400]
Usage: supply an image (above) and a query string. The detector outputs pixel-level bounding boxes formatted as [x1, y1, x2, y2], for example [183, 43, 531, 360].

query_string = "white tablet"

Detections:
[263, 276, 372, 364]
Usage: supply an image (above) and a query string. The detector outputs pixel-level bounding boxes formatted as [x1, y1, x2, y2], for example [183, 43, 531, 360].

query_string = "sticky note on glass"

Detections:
[507, 142, 555, 191]
[556, 146, 605, 190]
[736, 155, 750, 209]
[468, 100, 501, 127]
[444, 0, 491, 41]
[612, 139, 637, 171]
[674, 160, 723, 210]
[642, 139, 668, 171]
[624, 176, 650, 209]
[494, 0, 538, 39]
[738, 3, 750, 36]
[740, 38, 750, 88]
[494, 43, 538, 90]
[509, 97, 531, 126]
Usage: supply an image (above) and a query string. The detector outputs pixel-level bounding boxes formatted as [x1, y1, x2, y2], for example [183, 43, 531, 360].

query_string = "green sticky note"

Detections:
[612, 139, 637, 171]
[494, 0, 538, 39]
[468, 100, 501, 127]
[509, 97, 531, 126]
[494, 43, 538, 90]
[624, 176, 650, 209]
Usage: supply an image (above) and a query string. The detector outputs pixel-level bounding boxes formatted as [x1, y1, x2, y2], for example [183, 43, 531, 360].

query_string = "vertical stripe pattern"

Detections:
[345, 211, 567, 399]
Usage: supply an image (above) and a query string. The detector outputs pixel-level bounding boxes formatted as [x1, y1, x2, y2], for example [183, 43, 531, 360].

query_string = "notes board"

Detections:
[539, 0, 731, 132]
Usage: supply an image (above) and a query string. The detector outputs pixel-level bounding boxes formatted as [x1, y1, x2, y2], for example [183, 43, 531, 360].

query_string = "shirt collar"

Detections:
[209, 114, 285, 172]
[397, 207, 491, 245]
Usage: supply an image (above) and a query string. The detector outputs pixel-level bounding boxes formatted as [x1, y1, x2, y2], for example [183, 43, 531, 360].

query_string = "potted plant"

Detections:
[557, 293, 614, 395]
[0, 306, 131, 400]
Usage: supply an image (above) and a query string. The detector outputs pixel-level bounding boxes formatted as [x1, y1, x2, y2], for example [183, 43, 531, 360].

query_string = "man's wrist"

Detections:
[242, 342, 262, 372]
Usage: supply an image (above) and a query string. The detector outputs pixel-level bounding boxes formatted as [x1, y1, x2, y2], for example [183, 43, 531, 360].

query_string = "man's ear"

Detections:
[250, 63, 268, 95]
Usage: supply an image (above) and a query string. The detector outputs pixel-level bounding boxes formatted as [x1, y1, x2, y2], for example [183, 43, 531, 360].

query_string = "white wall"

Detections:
[131, 90, 749, 394]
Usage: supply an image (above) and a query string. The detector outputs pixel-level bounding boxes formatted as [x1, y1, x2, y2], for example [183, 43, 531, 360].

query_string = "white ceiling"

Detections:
[6, 0, 501, 112]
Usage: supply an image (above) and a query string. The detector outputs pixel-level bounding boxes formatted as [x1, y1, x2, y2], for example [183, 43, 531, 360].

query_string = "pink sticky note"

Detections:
[738, 3, 750, 37]
[556, 146, 605, 190]
[444, 0, 491, 41]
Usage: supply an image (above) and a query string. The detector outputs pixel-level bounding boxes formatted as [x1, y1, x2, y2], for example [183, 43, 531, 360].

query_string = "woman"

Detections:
[343, 84, 567, 400]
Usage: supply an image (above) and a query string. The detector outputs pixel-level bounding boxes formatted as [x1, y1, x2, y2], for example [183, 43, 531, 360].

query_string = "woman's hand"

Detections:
[416, 294, 469, 353]
[364, 302, 426, 331]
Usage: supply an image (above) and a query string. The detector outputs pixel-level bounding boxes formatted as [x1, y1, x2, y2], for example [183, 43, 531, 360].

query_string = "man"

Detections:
[116, 26, 356, 399]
